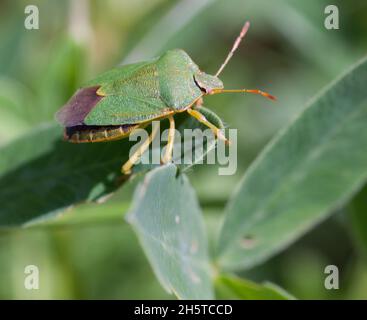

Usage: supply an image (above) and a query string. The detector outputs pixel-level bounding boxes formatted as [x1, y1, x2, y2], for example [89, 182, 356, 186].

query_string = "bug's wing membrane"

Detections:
[55, 86, 103, 127]
[55, 61, 155, 127]
[57, 58, 180, 127]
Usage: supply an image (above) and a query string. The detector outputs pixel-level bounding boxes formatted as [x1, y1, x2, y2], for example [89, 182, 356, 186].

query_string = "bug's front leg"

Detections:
[161, 116, 175, 164]
[121, 123, 160, 175]
[195, 97, 204, 108]
[187, 108, 230, 145]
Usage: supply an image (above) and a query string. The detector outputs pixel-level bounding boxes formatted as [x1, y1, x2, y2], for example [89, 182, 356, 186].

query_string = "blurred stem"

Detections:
[48, 230, 84, 299]
[68, 0, 92, 47]
[122, 0, 215, 64]
[348, 186, 367, 259]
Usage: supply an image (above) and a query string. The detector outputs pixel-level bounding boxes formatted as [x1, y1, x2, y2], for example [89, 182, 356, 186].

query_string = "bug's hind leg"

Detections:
[187, 108, 230, 145]
[121, 122, 160, 175]
[161, 116, 175, 164]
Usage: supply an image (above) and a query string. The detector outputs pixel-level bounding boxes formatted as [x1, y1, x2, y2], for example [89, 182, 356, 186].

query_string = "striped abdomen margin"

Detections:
[64, 124, 140, 143]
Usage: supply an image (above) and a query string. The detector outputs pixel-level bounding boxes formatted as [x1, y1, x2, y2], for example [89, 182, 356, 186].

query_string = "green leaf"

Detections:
[217, 56, 367, 270]
[31, 201, 130, 228]
[215, 274, 295, 300]
[127, 164, 213, 299]
[0, 108, 223, 228]
[0, 123, 130, 228]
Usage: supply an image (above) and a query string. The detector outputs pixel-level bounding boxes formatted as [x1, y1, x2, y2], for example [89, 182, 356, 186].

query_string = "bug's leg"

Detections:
[161, 116, 175, 164]
[187, 108, 230, 145]
[195, 97, 204, 108]
[121, 123, 160, 175]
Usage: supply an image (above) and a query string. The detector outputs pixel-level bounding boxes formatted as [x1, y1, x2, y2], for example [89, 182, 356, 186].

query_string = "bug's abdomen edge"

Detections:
[64, 124, 140, 143]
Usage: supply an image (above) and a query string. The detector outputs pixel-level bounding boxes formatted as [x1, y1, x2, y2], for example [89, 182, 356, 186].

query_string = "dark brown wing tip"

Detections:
[55, 86, 103, 127]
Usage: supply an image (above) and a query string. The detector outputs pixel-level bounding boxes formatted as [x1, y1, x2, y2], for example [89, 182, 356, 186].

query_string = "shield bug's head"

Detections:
[194, 71, 223, 94]
[166, 49, 225, 93]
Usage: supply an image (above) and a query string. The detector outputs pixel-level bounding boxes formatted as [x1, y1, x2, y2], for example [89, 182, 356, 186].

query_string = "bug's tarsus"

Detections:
[187, 108, 230, 145]
[215, 21, 250, 77]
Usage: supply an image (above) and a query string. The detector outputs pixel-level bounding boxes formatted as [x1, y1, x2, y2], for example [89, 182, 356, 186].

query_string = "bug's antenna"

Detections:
[209, 88, 276, 100]
[215, 21, 250, 77]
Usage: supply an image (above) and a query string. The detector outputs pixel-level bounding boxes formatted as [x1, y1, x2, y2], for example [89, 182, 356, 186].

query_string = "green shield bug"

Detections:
[55, 21, 275, 174]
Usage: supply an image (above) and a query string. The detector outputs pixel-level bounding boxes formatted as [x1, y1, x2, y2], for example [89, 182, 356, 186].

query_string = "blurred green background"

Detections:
[0, 0, 367, 299]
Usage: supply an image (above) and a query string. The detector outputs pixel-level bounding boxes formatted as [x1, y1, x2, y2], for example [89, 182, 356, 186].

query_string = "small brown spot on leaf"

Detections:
[187, 267, 201, 284]
[240, 235, 257, 249]
[190, 240, 198, 254]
